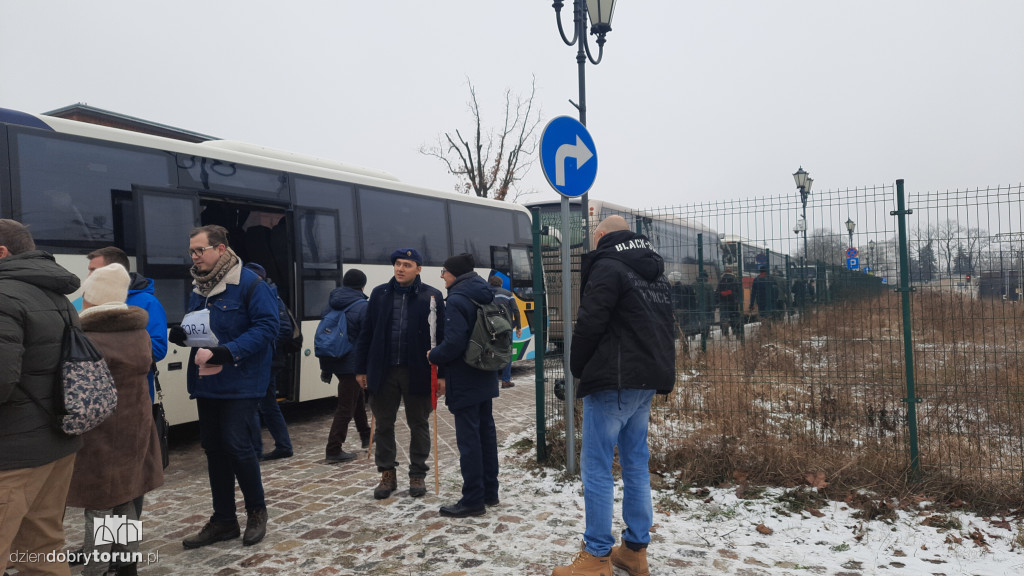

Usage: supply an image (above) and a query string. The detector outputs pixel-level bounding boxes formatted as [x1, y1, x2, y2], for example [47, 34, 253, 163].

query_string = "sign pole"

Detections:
[561, 196, 575, 475]
[539, 115, 597, 478]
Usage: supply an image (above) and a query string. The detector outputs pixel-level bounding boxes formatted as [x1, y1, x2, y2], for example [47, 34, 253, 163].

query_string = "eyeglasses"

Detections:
[189, 245, 218, 258]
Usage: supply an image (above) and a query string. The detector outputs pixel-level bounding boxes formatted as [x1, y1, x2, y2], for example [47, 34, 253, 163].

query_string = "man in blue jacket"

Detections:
[552, 216, 675, 576]
[355, 248, 445, 500]
[428, 253, 500, 519]
[169, 225, 279, 549]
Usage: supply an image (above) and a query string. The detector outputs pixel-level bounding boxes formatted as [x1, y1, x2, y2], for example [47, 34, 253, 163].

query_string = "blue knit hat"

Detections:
[390, 248, 422, 265]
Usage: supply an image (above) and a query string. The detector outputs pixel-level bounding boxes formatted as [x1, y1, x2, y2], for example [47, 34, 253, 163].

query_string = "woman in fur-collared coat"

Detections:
[66, 264, 163, 576]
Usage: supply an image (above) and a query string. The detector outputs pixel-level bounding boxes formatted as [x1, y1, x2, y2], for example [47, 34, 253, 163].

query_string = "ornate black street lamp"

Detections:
[845, 217, 856, 248]
[794, 167, 812, 265]
[552, 0, 618, 476]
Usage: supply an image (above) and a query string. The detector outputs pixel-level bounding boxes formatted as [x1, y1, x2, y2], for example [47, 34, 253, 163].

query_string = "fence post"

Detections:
[697, 233, 707, 353]
[893, 179, 922, 477]
[531, 208, 547, 463]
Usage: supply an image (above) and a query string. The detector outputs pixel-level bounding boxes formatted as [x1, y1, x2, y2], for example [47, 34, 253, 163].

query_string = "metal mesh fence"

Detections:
[535, 184, 1024, 505]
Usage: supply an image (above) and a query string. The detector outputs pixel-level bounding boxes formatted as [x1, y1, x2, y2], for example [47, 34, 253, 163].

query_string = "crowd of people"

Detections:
[2, 215, 673, 576]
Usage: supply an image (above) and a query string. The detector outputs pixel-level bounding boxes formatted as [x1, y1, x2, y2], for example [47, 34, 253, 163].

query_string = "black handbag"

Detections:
[153, 367, 170, 469]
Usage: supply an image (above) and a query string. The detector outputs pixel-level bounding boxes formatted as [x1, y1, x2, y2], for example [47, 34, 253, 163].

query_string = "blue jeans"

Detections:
[254, 369, 293, 456]
[500, 361, 512, 382]
[581, 388, 656, 557]
[197, 397, 266, 523]
[450, 400, 499, 508]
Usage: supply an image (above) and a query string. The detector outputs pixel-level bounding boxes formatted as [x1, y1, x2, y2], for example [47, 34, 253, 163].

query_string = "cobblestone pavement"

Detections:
[57, 368, 990, 576]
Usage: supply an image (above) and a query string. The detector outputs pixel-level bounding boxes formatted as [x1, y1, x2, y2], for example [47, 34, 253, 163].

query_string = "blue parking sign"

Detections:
[847, 257, 859, 270]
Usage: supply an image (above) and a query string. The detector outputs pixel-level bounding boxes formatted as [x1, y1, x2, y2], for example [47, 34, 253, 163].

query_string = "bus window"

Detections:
[450, 203, 516, 266]
[178, 156, 290, 203]
[12, 131, 173, 245]
[294, 177, 359, 262]
[359, 188, 448, 265]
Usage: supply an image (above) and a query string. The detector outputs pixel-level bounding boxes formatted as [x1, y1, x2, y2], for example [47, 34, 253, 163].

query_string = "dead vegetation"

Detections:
[540, 289, 1024, 512]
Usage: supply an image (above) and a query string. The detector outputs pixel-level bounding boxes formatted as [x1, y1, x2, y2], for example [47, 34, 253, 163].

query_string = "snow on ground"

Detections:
[512, 445, 1024, 575]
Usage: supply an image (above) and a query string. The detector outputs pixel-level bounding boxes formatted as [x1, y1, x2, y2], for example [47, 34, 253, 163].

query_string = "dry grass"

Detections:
[543, 289, 1024, 511]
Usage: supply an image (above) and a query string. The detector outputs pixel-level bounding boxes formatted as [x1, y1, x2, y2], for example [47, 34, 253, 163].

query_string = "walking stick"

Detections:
[428, 296, 439, 495]
[366, 382, 375, 460]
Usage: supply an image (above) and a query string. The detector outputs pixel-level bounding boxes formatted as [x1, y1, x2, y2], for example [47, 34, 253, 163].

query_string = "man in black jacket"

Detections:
[0, 219, 82, 575]
[355, 249, 445, 500]
[552, 216, 675, 576]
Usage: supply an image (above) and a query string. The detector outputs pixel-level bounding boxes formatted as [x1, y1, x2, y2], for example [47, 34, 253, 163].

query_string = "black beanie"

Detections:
[343, 268, 367, 289]
[443, 253, 475, 277]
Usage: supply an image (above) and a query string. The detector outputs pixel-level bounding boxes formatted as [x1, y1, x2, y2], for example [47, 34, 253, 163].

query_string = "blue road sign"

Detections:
[847, 257, 860, 270]
[846, 247, 859, 258]
[540, 116, 597, 198]
[755, 253, 768, 265]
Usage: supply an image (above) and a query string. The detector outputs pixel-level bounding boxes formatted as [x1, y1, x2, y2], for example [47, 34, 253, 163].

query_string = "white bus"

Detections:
[0, 107, 539, 425]
[527, 198, 721, 344]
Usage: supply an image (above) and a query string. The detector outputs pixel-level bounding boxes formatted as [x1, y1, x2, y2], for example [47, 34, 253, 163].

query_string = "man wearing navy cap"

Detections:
[355, 248, 445, 499]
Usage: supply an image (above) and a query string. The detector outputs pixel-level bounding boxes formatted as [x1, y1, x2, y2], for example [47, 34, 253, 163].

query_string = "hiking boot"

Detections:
[182, 520, 240, 549]
[485, 497, 500, 506]
[361, 434, 371, 449]
[325, 451, 357, 463]
[409, 477, 427, 498]
[501, 380, 515, 389]
[374, 469, 397, 499]
[551, 547, 612, 576]
[242, 507, 268, 546]
[610, 540, 649, 576]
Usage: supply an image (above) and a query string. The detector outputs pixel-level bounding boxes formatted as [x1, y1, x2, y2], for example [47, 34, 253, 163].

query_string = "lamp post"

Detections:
[845, 218, 856, 249]
[868, 239, 876, 275]
[552, 0, 617, 476]
[793, 218, 807, 267]
[793, 167, 812, 266]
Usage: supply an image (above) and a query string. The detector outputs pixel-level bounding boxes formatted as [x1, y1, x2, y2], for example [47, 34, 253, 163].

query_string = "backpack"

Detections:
[20, 298, 118, 436]
[314, 302, 357, 359]
[463, 298, 515, 371]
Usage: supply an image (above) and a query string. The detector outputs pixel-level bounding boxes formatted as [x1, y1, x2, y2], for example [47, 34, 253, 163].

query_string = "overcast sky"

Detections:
[2, 1, 1021, 209]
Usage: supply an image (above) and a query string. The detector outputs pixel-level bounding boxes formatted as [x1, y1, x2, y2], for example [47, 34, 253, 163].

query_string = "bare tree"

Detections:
[931, 219, 962, 277]
[806, 227, 846, 266]
[420, 76, 542, 202]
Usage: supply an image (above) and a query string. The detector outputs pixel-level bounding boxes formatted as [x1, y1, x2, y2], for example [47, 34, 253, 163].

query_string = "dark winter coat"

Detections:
[570, 230, 676, 397]
[319, 286, 369, 375]
[429, 273, 499, 410]
[0, 250, 83, 470]
[355, 275, 445, 397]
[184, 264, 279, 399]
[67, 306, 164, 509]
[717, 273, 742, 311]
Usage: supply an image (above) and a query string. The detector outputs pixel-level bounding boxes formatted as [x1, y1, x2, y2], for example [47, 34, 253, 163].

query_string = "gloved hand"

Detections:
[168, 326, 187, 347]
[204, 346, 233, 365]
[320, 370, 332, 384]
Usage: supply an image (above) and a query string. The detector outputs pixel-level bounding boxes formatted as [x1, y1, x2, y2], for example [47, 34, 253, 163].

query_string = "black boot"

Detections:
[243, 507, 268, 546]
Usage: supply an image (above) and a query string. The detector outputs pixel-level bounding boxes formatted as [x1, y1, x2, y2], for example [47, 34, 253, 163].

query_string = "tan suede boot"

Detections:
[373, 469, 397, 499]
[551, 548, 612, 576]
[610, 541, 649, 576]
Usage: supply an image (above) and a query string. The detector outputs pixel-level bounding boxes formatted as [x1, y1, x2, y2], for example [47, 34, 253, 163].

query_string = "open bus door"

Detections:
[129, 186, 201, 426]
[293, 207, 343, 402]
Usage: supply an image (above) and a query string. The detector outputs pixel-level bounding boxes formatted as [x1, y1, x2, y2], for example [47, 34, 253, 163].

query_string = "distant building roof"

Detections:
[43, 103, 219, 143]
